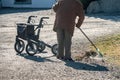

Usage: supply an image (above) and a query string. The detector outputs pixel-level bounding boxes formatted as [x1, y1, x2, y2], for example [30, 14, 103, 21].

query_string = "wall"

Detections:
[1, 0, 14, 7]
[87, 0, 120, 13]
[1, 0, 120, 13]
[1, 0, 56, 8]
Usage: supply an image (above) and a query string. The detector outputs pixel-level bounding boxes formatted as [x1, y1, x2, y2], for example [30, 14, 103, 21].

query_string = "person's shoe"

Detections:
[64, 58, 74, 62]
[57, 56, 64, 60]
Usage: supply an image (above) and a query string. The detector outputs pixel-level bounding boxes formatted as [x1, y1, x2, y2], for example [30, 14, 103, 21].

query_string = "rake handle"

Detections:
[78, 27, 98, 50]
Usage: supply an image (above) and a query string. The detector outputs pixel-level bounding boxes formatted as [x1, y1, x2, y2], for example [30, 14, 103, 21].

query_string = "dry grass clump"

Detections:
[74, 34, 120, 66]
[92, 34, 120, 66]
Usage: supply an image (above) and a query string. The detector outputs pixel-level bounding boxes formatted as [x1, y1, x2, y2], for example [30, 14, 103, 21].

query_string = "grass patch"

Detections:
[92, 34, 120, 66]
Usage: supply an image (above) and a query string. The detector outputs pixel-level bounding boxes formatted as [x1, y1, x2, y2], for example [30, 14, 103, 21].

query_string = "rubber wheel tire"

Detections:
[14, 39, 25, 53]
[51, 44, 58, 55]
[26, 42, 38, 56]
[38, 41, 46, 52]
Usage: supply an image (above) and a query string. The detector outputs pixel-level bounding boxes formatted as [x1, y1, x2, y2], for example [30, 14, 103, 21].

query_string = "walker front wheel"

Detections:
[14, 39, 25, 53]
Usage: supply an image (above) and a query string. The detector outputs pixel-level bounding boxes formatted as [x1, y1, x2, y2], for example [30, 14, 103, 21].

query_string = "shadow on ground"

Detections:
[86, 12, 120, 22]
[16, 53, 109, 71]
[0, 8, 51, 14]
[0, 8, 120, 22]
[16, 52, 55, 62]
[65, 61, 109, 71]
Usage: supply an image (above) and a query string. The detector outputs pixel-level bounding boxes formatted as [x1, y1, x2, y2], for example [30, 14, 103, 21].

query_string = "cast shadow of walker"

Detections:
[65, 61, 109, 71]
[16, 53, 55, 62]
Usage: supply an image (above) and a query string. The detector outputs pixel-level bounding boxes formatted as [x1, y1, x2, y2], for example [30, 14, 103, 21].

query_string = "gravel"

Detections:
[0, 8, 120, 80]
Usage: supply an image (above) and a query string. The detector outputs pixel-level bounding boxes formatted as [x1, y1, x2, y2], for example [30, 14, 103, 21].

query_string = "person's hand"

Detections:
[76, 23, 80, 28]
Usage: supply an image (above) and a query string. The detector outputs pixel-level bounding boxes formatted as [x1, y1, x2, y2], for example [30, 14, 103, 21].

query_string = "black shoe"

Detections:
[57, 56, 64, 60]
[64, 58, 74, 62]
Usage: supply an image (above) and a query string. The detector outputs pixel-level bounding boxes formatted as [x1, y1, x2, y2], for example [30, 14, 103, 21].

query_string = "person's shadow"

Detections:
[65, 61, 109, 71]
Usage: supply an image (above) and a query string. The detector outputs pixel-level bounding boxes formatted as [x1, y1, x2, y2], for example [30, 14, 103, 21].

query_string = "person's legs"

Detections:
[56, 28, 65, 58]
[64, 30, 72, 59]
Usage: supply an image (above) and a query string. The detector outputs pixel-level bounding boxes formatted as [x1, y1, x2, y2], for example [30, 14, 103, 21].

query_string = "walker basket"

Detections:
[17, 23, 27, 39]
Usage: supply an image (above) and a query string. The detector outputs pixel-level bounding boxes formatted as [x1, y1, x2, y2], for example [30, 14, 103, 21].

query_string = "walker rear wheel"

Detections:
[26, 42, 38, 56]
[38, 41, 46, 52]
[52, 44, 58, 55]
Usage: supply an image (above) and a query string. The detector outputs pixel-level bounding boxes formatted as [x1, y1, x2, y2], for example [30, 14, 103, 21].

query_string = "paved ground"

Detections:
[0, 8, 120, 80]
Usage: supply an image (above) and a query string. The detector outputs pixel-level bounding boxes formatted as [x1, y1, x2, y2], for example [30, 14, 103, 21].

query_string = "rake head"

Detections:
[90, 48, 104, 61]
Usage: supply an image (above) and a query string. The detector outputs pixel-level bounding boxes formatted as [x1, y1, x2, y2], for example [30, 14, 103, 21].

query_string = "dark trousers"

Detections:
[56, 28, 72, 58]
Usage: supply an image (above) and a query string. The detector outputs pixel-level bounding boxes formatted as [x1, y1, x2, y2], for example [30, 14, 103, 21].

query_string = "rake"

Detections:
[78, 27, 104, 60]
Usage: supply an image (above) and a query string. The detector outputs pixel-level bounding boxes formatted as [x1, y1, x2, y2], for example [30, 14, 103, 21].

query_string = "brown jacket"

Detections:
[53, 0, 84, 36]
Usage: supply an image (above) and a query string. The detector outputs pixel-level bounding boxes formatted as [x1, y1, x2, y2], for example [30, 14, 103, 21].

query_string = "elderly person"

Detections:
[53, 0, 85, 61]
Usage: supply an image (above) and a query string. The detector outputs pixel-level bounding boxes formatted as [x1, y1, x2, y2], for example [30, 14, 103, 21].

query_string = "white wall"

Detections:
[31, 0, 56, 8]
[1, 0, 56, 8]
[1, 0, 14, 7]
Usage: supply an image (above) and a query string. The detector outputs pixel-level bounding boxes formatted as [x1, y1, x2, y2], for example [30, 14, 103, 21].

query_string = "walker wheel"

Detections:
[14, 39, 25, 53]
[26, 42, 38, 56]
[52, 44, 58, 55]
[38, 41, 46, 52]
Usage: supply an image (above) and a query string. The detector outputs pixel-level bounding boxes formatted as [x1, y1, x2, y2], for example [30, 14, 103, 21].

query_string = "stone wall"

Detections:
[87, 0, 120, 13]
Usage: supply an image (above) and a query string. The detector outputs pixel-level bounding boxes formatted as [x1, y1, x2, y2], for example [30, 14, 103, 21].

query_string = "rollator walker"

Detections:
[14, 16, 58, 56]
